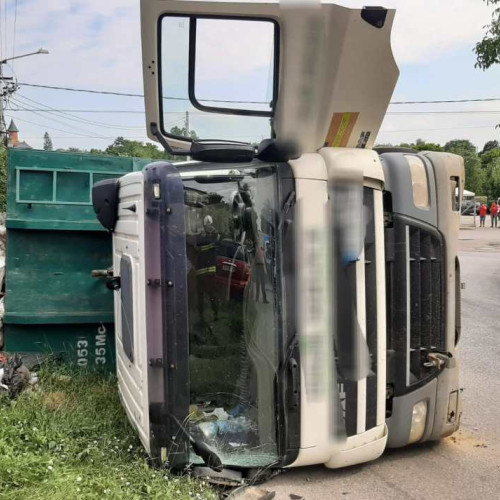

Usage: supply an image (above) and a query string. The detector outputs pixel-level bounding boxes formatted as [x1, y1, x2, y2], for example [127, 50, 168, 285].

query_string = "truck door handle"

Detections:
[288, 358, 299, 410]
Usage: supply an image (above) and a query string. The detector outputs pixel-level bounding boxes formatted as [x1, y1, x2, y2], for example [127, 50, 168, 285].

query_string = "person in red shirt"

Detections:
[491, 202, 499, 228]
[479, 203, 487, 227]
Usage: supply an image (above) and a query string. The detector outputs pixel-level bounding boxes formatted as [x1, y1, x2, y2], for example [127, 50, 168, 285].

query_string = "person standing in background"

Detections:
[490, 201, 498, 228]
[479, 203, 487, 227]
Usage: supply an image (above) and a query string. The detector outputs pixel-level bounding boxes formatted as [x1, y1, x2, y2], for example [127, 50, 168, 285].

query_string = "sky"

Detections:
[3, 0, 500, 151]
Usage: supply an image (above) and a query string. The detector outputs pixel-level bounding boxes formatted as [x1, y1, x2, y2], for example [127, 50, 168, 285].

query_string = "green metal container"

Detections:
[4, 149, 151, 368]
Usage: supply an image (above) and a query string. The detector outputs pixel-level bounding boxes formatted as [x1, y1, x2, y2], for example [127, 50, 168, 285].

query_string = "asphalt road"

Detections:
[263, 225, 500, 500]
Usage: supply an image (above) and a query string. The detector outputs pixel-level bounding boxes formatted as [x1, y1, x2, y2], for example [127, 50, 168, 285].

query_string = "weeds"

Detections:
[0, 364, 217, 499]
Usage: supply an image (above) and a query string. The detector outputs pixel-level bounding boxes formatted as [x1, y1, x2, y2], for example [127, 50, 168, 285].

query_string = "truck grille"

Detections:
[338, 188, 383, 437]
[385, 216, 445, 396]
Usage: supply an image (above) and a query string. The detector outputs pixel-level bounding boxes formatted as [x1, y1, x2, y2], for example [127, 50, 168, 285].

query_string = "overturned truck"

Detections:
[92, 0, 463, 476]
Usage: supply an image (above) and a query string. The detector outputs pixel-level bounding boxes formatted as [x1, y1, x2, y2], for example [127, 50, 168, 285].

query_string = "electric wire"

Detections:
[11, 0, 17, 70]
[0, 0, 3, 61]
[5, 103, 186, 138]
[11, 94, 185, 132]
[17, 81, 500, 106]
[13, 93, 146, 130]
[8, 98, 111, 139]
[3, 0, 7, 65]
[4, 114, 111, 139]
[386, 110, 500, 115]
[9, 108, 500, 116]
[17, 82, 270, 104]
[8, 108, 147, 113]
[381, 124, 499, 134]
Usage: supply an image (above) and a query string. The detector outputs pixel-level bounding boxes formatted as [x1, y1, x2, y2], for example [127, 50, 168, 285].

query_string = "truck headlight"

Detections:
[408, 400, 427, 444]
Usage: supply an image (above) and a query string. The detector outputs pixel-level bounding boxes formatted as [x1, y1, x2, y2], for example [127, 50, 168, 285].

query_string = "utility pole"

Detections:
[0, 48, 49, 146]
[0, 63, 13, 146]
[185, 110, 190, 136]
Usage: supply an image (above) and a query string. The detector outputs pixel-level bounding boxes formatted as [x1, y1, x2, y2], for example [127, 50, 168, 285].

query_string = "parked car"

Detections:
[215, 239, 251, 300]
[461, 200, 480, 215]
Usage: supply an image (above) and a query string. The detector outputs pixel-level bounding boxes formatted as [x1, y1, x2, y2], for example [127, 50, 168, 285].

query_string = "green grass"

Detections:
[0, 365, 217, 500]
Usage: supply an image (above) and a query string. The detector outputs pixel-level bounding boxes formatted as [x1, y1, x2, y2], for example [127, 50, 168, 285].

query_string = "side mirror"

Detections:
[92, 178, 120, 231]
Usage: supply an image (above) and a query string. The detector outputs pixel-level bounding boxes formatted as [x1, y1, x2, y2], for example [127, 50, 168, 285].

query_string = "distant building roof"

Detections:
[13, 141, 33, 150]
[7, 119, 18, 133]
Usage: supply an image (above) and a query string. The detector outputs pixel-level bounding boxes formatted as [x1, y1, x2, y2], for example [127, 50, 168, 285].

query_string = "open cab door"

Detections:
[141, 0, 399, 159]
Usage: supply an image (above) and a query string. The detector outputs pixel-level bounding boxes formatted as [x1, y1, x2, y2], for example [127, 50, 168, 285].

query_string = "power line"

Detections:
[4, 114, 109, 139]
[0, 0, 3, 61]
[17, 82, 269, 104]
[21, 135, 150, 140]
[9, 108, 500, 116]
[9, 108, 146, 113]
[381, 124, 499, 133]
[12, 0, 18, 69]
[387, 110, 500, 115]
[18, 82, 144, 98]
[390, 97, 500, 105]
[2, 0, 6, 64]
[7, 101, 185, 132]
[6, 96, 187, 137]
[17, 81, 500, 106]
[8, 98, 111, 139]
[13, 93, 146, 130]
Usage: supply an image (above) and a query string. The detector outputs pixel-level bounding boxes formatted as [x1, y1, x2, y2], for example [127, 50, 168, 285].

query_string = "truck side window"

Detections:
[449, 176, 461, 212]
[120, 256, 134, 363]
[405, 155, 429, 209]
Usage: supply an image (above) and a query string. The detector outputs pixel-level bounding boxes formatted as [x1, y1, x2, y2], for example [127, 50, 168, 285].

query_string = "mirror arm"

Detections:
[150, 122, 191, 157]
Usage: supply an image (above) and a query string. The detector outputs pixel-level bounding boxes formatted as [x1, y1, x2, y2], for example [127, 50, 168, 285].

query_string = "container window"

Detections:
[56, 172, 90, 203]
[18, 170, 53, 202]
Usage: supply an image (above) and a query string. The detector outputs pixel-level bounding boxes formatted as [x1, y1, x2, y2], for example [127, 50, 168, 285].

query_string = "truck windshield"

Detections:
[182, 167, 280, 467]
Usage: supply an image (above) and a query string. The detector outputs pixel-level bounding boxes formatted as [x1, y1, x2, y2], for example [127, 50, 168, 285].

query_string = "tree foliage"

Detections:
[398, 138, 444, 151]
[103, 136, 172, 159]
[170, 125, 198, 140]
[475, 0, 500, 69]
[444, 139, 477, 156]
[43, 132, 53, 151]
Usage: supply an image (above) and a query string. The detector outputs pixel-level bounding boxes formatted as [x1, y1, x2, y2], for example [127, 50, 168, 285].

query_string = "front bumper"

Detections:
[386, 365, 461, 448]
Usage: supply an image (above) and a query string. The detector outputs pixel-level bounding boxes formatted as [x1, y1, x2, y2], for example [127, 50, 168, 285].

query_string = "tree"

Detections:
[475, 1, 500, 69]
[443, 140, 485, 195]
[104, 136, 170, 159]
[485, 156, 500, 198]
[444, 139, 477, 157]
[170, 126, 198, 140]
[481, 140, 499, 154]
[479, 148, 500, 198]
[43, 132, 53, 151]
[397, 139, 444, 151]
[463, 155, 485, 195]
[104, 127, 198, 159]
[480, 146, 500, 167]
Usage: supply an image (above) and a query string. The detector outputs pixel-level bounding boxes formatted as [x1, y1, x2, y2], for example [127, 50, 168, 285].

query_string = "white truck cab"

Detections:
[92, 0, 463, 478]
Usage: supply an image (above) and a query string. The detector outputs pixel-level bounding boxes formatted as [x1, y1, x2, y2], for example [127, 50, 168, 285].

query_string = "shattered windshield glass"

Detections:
[183, 166, 279, 467]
